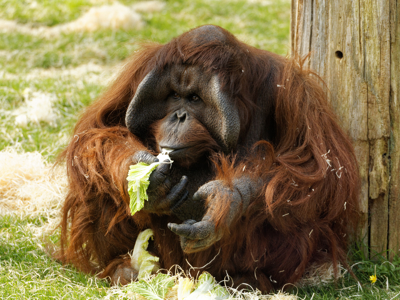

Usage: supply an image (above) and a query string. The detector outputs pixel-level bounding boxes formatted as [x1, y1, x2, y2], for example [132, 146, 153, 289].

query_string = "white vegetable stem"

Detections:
[157, 148, 173, 163]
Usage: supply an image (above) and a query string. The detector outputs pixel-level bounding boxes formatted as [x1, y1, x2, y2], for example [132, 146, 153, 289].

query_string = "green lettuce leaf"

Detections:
[127, 149, 173, 215]
[130, 229, 160, 279]
[193, 272, 230, 299]
[126, 273, 175, 300]
[127, 162, 160, 215]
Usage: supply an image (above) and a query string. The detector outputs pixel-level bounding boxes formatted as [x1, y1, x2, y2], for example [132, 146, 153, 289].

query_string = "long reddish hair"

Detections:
[58, 25, 359, 289]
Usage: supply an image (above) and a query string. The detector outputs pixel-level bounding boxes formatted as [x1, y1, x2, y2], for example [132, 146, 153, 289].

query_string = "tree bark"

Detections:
[291, 0, 400, 259]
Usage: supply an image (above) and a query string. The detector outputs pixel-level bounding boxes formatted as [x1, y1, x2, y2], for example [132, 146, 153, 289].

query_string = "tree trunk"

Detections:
[291, 0, 400, 259]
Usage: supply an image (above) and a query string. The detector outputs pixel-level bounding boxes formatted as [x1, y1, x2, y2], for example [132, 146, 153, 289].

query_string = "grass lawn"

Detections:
[0, 0, 399, 299]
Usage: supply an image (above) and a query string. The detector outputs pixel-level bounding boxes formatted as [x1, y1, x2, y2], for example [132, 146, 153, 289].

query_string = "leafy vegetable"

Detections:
[191, 272, 230, 300]
[127, 149, 173, 215]
[177, 277, 194, 299]
[130, 229, 160, 279]
[126, 273, 175, 300]
[127, 162, 160, 215]
[124, 270, 230, 300]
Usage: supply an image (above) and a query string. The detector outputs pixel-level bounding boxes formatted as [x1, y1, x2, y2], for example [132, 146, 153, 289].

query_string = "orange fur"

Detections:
[57, 26, 359, 291]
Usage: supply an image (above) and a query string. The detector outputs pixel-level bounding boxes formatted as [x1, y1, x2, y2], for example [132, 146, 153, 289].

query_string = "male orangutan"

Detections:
[59, 25, 359, 292]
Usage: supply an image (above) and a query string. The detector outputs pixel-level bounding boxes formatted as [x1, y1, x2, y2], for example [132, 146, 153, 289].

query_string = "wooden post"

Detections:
[291, 0, 400, 259]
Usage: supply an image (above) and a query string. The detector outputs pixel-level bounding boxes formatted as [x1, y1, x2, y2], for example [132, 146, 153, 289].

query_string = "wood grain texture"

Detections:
[389, 0, 400, 259]
[291, 0, 399, 258]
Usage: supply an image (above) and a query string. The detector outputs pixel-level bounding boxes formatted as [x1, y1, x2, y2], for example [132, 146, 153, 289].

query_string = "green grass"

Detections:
[0, 215, 109, 299]
[0, 0, 291, 157]
[296, 249, 400, 299]
[0, 75, 103, 158]
[0, 0, 98, 26]
[0, 0, 291, 73]
[1, 0, 399, 299]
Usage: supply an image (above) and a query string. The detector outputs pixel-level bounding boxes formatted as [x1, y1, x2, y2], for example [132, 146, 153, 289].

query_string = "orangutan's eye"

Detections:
[190, 94, 201, 102]
[172, 92, 180, 100]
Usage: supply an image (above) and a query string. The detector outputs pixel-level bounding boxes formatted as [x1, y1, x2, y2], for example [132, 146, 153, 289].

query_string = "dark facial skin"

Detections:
[126, 64, 236, 222]
[129, 65, 223, 221]
[158, 91, 206, 154]
[125, 64, 241, 155]
[153, 92, 220, 168]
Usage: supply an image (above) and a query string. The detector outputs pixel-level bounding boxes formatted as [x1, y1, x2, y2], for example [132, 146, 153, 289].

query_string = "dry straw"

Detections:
[0, 147, 66, 217]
